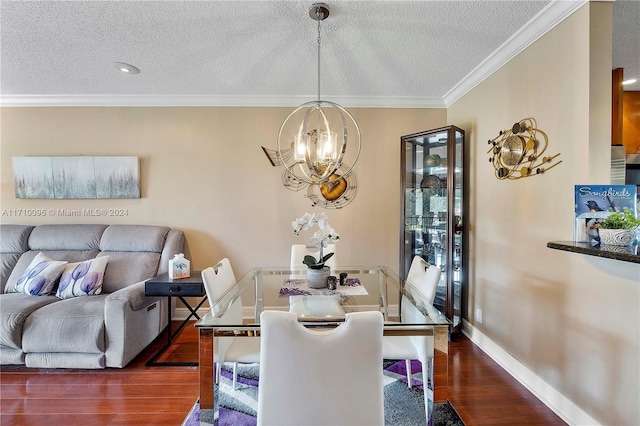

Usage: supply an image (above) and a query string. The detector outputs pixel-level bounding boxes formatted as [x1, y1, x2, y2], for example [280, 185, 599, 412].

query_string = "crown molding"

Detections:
[0, 94, 445, 108]
[1, 1, 587, 109]
[443, 0, 588, 107]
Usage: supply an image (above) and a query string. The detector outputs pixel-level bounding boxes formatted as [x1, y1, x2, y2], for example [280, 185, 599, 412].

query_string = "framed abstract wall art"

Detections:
[12, 156, 140, 199]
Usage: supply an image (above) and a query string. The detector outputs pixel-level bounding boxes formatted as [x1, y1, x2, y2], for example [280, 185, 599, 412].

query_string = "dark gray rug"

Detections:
[182, 360, 464, 426]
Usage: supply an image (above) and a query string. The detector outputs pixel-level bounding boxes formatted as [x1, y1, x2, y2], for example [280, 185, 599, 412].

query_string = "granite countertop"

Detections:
[547, 241, 640, 264]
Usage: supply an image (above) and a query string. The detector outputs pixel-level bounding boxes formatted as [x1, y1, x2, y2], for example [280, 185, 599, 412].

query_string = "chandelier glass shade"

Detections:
[277, 100, 361, 186]
[262, 3, 361, 209]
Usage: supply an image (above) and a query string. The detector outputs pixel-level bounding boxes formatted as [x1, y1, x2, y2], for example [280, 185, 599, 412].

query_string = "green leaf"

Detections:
[321, 252, 334, 264]
[601, 211, 640, 230]
[303, 255, 319, 267]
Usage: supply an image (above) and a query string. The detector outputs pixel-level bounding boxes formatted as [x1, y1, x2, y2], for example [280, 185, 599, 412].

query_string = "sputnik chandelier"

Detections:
[261, 3, 361, 209]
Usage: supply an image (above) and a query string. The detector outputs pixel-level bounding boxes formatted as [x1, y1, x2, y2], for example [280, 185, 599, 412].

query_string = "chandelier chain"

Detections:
[267, 3, 362, 209]
[316, 6, 322, 103]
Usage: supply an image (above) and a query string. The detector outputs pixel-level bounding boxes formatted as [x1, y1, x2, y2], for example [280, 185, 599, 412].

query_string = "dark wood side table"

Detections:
[144, 271, 207, 366]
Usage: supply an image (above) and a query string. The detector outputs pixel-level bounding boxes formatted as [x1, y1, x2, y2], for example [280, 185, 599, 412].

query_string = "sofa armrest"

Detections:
[105, 281, 161, 311]
[104, 281, 167, 368]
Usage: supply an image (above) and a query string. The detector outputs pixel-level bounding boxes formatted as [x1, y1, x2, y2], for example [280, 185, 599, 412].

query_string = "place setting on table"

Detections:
[278, 273, 367, 296]
[280, 270, 366, 320]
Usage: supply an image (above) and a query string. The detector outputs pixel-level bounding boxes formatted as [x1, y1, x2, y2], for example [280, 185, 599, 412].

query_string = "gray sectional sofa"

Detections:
[0, 224, 185, 369]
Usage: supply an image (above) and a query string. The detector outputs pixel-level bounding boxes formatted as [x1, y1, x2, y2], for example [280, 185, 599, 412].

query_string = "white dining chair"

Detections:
[257, 310, 384, 426]
[383, 255, 440, 387]
[201, 258, 260, 390]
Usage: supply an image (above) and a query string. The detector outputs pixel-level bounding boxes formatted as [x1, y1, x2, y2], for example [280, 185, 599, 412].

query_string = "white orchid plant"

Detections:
[292, 212, 340, 269]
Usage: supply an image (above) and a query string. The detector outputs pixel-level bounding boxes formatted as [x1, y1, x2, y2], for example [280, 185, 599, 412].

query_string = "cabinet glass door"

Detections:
[400, 126, 465, 333]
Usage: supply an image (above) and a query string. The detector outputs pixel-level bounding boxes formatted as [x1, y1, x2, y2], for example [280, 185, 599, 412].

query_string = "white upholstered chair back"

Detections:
[201, 258, 260, 389]
[201, 258, 242, 325]
[401, 256, 440, 366]
[405, 256, 440, 307]
[201, 258, 240, 360]
[257, 310, 384, 426]
[382, 256, 438, 422]
[201, 258, 236, 303]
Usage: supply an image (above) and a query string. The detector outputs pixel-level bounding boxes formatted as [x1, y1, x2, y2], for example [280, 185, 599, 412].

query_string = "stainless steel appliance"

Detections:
[611, 145, 626, 184]
[626, 154, 640, 218]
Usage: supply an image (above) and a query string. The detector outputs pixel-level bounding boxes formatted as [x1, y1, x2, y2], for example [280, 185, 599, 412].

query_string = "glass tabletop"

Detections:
[195, 265, 451, 331]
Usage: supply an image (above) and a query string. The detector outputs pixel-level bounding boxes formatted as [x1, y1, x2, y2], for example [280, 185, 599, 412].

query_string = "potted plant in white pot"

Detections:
[292, 212, 340, 288]
[596, 210, 640, 246]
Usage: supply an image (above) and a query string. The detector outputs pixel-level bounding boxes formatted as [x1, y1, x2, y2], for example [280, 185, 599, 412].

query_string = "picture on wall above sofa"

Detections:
[12, 156, 140, 199]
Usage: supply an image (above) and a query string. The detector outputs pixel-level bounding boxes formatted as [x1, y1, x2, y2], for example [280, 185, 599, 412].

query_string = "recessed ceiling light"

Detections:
[622, 78, 637, 86]
[113, 62, 140, 75]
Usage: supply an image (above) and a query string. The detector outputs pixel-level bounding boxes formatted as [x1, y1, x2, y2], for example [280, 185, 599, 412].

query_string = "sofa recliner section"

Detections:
[0, 223, 185, 369]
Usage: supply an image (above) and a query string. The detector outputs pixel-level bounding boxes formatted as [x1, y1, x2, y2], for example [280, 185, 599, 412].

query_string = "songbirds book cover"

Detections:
[574, 185, 637, 243]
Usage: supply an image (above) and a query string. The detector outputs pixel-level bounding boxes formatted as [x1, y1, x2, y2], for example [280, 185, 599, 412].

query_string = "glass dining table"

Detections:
[195, 265, 451, 419]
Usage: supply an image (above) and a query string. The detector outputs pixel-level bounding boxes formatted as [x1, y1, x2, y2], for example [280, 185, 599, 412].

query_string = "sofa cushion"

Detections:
[0, 225, 35, 293]
[56, 256, 109, 299]
[0, 225, 34, 253]
[28, 224, 107, 251]
[0, 293, 59, 349]
[0, 347, 25, 365]
[100, 252, 160, 293]
[25, 352, 105, 369]
[100, 225, 169, 252]
[13, 252, 68, 296]
[1, 253, 23, 293]
[99, 225, 169, 293]
[22, 295, 108, 354]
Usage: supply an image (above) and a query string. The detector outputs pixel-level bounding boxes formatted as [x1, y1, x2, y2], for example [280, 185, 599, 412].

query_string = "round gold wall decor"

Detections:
[501, 135, 525, 166]
[487, 118, 561, 180]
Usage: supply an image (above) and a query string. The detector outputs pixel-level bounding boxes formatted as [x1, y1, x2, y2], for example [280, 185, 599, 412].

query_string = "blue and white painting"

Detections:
[12, 156, 140, 199]
[94, 157, 139, 199]
[12, 157, 54, 199]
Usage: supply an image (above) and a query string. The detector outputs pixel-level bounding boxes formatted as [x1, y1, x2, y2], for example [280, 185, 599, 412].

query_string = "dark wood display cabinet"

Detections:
[400, 125, 466, 335]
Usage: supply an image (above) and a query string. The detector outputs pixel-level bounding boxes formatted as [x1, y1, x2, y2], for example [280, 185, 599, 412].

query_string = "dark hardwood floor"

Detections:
[1, 322, 566, 425]
[447, 336, 566, 426]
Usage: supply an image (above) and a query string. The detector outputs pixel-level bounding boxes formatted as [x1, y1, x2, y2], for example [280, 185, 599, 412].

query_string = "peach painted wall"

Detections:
[0, 106, 445, 277]
[448, 3, 639, 425]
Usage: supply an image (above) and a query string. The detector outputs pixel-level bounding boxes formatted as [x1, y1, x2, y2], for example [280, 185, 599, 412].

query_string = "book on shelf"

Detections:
[574, 185, 637, 243]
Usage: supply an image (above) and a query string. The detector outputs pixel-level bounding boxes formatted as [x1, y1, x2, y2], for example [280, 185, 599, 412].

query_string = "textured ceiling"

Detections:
[613, 0, 640, 91]
[0, 0, 637, 107]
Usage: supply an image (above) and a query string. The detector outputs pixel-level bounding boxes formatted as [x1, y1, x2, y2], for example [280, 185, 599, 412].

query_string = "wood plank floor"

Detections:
[447, 336, 566, 426]
[0, 322, 566, 425]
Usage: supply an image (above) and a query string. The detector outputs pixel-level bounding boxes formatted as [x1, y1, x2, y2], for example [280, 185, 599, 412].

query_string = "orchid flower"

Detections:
[292, 212, 340, 268]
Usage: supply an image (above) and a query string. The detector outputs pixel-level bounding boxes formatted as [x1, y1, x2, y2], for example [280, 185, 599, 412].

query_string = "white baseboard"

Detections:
[461, 319, 599, 426]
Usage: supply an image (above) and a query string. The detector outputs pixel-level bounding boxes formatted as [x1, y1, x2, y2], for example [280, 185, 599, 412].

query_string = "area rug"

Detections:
[182, 360, 464, 426]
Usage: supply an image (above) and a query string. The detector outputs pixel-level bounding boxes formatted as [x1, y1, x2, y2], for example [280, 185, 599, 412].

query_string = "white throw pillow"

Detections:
[56, 256, 109, 299]
[14, 252, 68, 296]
